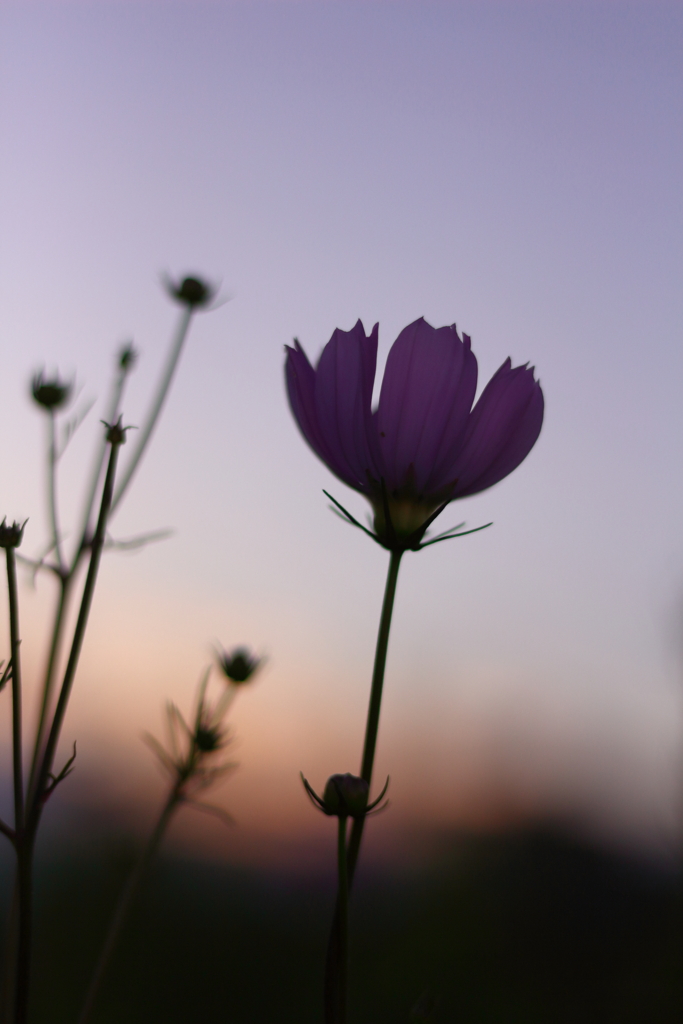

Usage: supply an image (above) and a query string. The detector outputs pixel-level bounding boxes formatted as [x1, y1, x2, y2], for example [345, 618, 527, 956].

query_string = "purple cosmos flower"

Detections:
[285, 317, 543, 550]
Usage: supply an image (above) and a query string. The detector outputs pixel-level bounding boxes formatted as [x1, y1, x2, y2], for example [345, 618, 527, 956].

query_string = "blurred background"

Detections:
[0, 0, 681, 1020]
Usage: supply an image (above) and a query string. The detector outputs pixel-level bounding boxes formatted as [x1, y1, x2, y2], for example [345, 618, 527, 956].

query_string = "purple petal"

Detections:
[314, 321, 380, 491]
[376, 319, 478, 493]
[450, 360, 544, 497]
[285, 340, 343, 474]
[285, 322, 380, 493]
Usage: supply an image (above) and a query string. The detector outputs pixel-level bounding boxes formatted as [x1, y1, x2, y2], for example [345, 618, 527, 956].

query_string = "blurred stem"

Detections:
[5, 547, 30, 1024]
[28, 401, 77, 796]
[77, 785, 181, 1024]
[335, 816, 349, 1024]
[324, 548, 403, 1022]
[47, 411, 65, 574]
[0, 889, 18, 1024]
[10, 438, 119, 1024]
[76, 357, 131, 557]
[6, 547, 24, 834]
[30, 353, 133, 797]
[111, 305, 193, 513]
[12, 840, 32, 1024]
[12, 438, 120, 1024]
[27, 578, 71, 802]
[29, 437, 121, 833]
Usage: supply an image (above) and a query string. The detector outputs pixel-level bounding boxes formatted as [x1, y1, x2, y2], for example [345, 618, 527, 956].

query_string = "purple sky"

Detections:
[0, 0, 681, 867]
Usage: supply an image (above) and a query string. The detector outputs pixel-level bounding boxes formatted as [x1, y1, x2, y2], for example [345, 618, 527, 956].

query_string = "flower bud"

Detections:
[118, 342, 137, 371]
[31, 371, 72, 411]
[194, 725, 223, 753]
[103, 418, 129, 446]
[217, 647, 262, 685]
[167, 275, 214, 309]
[322, 774, 369, 818]
[0, 519, 27, 549]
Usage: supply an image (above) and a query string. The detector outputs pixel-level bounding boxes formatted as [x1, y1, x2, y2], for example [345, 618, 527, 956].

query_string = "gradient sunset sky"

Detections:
[0, 0, 681, 869]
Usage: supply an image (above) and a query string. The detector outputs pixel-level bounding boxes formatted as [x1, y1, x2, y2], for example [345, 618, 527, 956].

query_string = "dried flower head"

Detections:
[165, 275, 215, 309]
[144, 669, 237, 806]
[216, 646, 263, 685]
[0, 518, 27, 549]
[31, 370, 72, 411]
[102, 417, 131, 446]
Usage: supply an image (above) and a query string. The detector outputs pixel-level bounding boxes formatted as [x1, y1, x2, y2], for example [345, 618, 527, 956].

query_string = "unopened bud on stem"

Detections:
[0, 519, 27, 549]
[31, 371, 72, 411]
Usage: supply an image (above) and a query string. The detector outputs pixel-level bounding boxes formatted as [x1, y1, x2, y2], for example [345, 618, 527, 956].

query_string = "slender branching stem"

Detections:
[10, 437, 120, 1023]
[5, 545, 31, 1024]
[6, 548, 24, 833]
[12, 840, 32, 1024]
[11, 441, 116, 1022]
[47, 411, 65, 575]
[30, 354, 133, 798]
[324, 549, 403, 1022]
[335, 816, 349, 1024]
[76, 354, 135, 555]
[111, 305, 193, 513]
[29, 438, 121, 834]
[77, 785, 181, 1024]
[0, 820, 15, 844]
[27, 577, 70, 802]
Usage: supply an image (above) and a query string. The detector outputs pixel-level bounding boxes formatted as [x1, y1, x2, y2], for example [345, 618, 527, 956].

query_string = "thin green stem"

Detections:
[324, 549, 403, 1022]
[5, 548, 29, 1024]
[47, 411, 65, 574]
[29, 438, 121, 834]
[27, 578, 70, 802]
[6, 548, 24, 833]
[75, 360, 130, 557]
[0, 888, 18, 1024]
[111, 305, 193, 513]
[13, 841, 32, 1024]
[30, 354, 133, 798]
[12, 438, 120, 1022]
[358, 549, 402, 786]
[335, 816, 349, 1024]
[77, 787, 181, 1024]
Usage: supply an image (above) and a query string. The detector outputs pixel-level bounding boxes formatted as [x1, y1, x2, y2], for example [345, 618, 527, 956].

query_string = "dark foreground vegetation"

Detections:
[2, 826, 681, 1023]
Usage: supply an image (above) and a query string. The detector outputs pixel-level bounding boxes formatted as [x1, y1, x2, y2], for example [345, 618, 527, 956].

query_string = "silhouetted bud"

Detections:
[194, 725, 222, 753]
[323, 774, 369, 818]
[118, 342, 137, 371]
[0, 519, 27, 549]
[302, 772, 389, 819]
[217, 647, 262, 685]
[102, 417, 129, 446]
[31, 371, 72, 411]
[166, 275, 214, 309]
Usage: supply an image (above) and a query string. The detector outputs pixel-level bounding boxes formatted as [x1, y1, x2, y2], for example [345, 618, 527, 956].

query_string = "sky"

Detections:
[0, 0, 681, 871]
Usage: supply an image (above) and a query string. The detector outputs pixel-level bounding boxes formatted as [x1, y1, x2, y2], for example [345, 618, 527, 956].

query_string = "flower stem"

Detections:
[76, 357, 131, 552]
[9, 438, 121, 1023]
[324, 548, 403, 1022]
[5, 547, 31, 1024]
[6, 547, 24, 835]
[27, 577, 70, 803]
[350, 548, 402, 877]
[47, 410, 65, 575]
[77, 787, 181, 1024]
[111, 305, 193, 513]
[335, 816, 349, 1024]
[29, 437, 121, 833]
